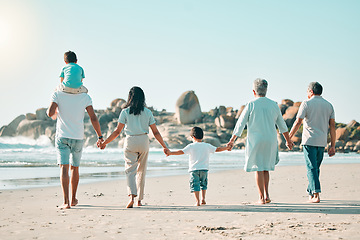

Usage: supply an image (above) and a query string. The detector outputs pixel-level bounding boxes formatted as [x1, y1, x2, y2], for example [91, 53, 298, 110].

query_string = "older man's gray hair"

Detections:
[308, 82, 323, 95]
[253, 78, 268, 96]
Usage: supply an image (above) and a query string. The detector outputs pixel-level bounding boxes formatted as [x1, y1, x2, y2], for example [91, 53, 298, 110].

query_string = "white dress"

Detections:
[233, 97, 288, 172]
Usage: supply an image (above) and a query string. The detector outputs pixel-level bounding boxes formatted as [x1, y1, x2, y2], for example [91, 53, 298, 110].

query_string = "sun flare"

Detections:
[0, 19, 11, 46]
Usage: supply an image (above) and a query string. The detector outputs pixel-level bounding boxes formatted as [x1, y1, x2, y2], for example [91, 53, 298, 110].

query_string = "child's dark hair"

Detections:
[124, 86, 146, 115]
[64, 51, 77, 63]
[190, 127, 203, 140]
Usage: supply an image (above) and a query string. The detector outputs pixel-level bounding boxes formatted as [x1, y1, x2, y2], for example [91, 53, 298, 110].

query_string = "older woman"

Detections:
[227, 79, 293, 204]
[99, 86, 169, 208]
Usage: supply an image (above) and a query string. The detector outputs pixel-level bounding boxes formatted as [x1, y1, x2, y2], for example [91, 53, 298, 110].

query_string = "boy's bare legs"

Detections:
[201, 190, 206, 205]
[127, 194, 136, 208]
[59, 164, 71, 209]
[193, 191, 201, 206]
[255, 171, 266, 204]
[263, 171, 271, 203]
[70, 166, 79, 206]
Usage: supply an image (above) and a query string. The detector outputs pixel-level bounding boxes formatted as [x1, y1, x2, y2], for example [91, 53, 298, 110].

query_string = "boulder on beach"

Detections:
[36, 108, 51, 121]
[175, 91, 202, 124]
[336, 127, 350, 141]
[281, 99, 294, 106]
[0, 114, 26, 137]
[283, 106, 299, 128]
[215, 115, 235, 129]
[16, 119, 55, 139]
[26, 113, 37, 120]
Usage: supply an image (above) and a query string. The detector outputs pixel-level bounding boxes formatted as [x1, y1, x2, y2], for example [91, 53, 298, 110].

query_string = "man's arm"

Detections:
[47, 102, 58, 120]
[86, 105, 102, 138]
[60, 77, 64, 83]
[289, 118, 303, 139]
[328, 118, 336, 157]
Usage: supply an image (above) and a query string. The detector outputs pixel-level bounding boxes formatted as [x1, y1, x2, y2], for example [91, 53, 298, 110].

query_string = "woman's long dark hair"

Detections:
[125, 86, 146, 115]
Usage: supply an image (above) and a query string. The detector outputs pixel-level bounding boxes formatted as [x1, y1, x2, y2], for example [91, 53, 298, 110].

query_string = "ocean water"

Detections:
[0, 136, 359, 190]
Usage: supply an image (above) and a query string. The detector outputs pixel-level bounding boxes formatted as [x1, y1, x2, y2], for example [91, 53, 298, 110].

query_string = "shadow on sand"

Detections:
[76, 199, 360, 214]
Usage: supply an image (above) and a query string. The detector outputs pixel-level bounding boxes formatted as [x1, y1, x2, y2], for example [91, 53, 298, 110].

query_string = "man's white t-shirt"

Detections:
[51, 91, 92, 140]
[182, 142, 217, 172]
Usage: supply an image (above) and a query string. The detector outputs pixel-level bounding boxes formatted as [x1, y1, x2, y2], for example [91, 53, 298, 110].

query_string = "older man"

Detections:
[47, 91, 103, 209]
[227, 78, 293, 204]
[289, 82, 335, 203]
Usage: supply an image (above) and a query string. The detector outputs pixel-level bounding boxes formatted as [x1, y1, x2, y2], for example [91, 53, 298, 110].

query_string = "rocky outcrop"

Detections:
[0, 114, 25, 137]
[17, 119, 55, 139]
[175, 91, 202, 124]
[1, 95, 359, 154]
[336, 128, 350, 141]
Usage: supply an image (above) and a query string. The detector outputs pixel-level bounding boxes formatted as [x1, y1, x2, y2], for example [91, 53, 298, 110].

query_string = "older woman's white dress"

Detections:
[233, 97, 288, 172]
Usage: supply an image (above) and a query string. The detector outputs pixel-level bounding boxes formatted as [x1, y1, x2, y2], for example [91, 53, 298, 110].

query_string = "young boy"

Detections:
[164, 127, 229, 206]
[57, 51, 88, 94]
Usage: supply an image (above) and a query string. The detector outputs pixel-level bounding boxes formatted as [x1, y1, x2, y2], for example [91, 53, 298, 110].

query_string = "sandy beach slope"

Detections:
[0, 164, 359, 240]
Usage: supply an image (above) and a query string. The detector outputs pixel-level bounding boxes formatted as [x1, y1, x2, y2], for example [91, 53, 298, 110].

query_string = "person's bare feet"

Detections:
[201, 200, 206, 205]
[194, 202, 200, 206]
[254, 199, 266, 205]
[308, 194, 320, 203]
[126, 200, 134, 208]
[137, 201, 143, 206]
[265, 198, 271, 203]
[58, 203, 71, 209]
[71, 198, 78, 207]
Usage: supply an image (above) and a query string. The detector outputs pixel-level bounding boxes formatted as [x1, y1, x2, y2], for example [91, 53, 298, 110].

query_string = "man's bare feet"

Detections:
[194, 202, 200, 206]
[201, 200, 206, 205]
[126, 200, 134, 208]
[254, 199, 266, 205]
[265, 198, 271, 203]
[71, 198, 78, 207]
[308, 194, 320, 203]
[58, 203, 71, 209]
[137, 201, 143, 206]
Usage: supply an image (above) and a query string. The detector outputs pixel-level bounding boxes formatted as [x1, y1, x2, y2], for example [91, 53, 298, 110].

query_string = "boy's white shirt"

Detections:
[182, 142, 217, 172]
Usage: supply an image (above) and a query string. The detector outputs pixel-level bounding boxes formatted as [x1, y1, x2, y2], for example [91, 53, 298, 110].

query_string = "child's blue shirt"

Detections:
[60, 63, 85, 88]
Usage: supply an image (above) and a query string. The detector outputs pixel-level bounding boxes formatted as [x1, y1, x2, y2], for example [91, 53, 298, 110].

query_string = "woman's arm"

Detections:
[149, 124, 168, 150]
[100, 122, 124, 149]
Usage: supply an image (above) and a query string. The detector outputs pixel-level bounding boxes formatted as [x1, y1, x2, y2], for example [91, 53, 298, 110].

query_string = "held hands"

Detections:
[96, 138, 106, 150]
[226, 141, 234, 151]
[163, 148, 170, 157]
[285, 140, 294, 150]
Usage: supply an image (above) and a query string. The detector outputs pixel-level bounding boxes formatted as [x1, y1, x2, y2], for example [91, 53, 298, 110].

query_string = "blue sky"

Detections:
[0, 0, 359, 127]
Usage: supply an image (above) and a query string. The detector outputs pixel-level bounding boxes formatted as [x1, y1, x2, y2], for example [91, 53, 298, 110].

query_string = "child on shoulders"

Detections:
[164, 127, 230, 206]
[57, 51, 88, 94]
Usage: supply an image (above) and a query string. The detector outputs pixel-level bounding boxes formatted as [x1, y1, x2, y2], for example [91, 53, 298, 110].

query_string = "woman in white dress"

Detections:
[227, 79, 293, 204]
[99, 86, 169, 208]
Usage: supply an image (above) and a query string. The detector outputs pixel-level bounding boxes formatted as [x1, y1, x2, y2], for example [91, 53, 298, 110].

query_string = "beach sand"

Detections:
[1, 164, 359, 240]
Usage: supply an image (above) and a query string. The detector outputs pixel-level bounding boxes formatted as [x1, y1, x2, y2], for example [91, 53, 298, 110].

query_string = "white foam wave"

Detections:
[0, 135, 53, 148]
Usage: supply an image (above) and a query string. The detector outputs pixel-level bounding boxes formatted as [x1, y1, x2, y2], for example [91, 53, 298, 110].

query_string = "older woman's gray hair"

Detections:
[253, 78, 268, 96]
